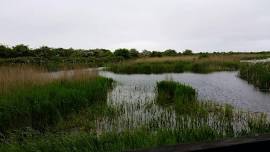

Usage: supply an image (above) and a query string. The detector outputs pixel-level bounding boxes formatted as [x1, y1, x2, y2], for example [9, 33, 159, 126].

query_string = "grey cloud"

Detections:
[0, 0, 270, 52]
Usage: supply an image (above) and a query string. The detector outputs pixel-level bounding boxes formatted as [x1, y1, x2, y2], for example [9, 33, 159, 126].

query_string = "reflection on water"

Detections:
[47, 69, 270, 133]
[96, 71, 270, 133]
[100, 71, 270, 113]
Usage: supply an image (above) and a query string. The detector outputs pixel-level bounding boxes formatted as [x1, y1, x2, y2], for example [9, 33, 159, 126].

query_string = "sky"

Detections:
[0, 0, 270, 52]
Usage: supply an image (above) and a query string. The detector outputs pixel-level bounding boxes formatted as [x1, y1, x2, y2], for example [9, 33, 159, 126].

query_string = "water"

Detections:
[100, 71, 270, 114]
[96, 71, 270, 132]
[48, 69, 270, 132]
[240, 58, 270, 63]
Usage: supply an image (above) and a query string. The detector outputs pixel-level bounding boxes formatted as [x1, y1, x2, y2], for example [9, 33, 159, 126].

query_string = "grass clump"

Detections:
[155, 80, 270, 137]
[156, 81, 196, 105]
[156, 81, 209, 116]
[239, 63, 270, 91]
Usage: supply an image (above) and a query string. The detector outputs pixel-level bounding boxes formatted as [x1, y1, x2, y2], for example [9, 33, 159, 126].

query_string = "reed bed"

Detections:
[133, 55, 198, 63]
[132, 54, 267, 64]
[108, 60, 239, 74]
[1, 67, 270, 152]
[0, 65, 50, 95]
[239, 63, 270, 91]
[0, 65, 112, 133]
[108, 53, 270, 74]
[1, 81, 270, 152]
[0, 65, 98, 95]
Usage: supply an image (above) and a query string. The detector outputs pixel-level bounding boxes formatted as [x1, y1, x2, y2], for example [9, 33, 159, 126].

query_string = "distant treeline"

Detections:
[1, 44, 270, 70]
[2, 44, 270, 59]
[0, 44, 189, 59]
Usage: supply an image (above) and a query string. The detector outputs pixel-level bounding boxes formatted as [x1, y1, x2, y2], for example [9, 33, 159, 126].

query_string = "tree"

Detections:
[100, 49, 113, 57]
[114, 48, 130, 59]
[183, 49, 193, 55]
[0, 45, 12, 58]
[141, 50, 151, 56]
[53, 48, 75, 57]
[89, 49, 112, 58]
[13, 44, 31, 57]
[151, 51, 162, 57]
[34, 46, 55, 58]
[163, 49, 177, 56]
[129, 48, 139, 58]
[198, 52, 209, 58]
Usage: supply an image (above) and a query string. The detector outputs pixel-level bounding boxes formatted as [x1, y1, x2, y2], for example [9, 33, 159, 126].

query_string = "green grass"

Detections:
[0, 77, 113, 133]
[239, 63, 270, 91]
[1, 78, 270, 152]
[156, 81, 213, 116]
[155, 80, 270, 137]
[108, 61, 239, 74]
[52, 103, 121, 132]
[0, 127, 224, 152]
[1, 111, 269, 152]
[156, 81, 196, 105]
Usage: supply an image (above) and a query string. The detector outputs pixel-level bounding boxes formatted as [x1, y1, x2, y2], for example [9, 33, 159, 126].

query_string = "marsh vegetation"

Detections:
[239, 63, 270, 91]
[1, 48, 270, 151]
[109, 60, 239, 74]
[1, 75, 270, 152]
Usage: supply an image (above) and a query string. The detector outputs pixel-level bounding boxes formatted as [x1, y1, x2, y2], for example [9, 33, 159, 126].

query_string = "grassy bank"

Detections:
[108, 60, 239, 74]
[239, 63, 270, 91]
[0, 66, 113, 133]
[107, 53, 270, 74]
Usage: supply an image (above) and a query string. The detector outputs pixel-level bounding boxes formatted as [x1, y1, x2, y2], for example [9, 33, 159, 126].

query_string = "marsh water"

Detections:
[240, 58, 270, 63]
[49, 69, 270, 132]
[100, 71, 270, 114]
[95, 71, 270, 132]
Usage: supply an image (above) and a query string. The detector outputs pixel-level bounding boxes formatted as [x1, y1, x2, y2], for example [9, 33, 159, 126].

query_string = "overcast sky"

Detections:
[1, 0, 270, 52]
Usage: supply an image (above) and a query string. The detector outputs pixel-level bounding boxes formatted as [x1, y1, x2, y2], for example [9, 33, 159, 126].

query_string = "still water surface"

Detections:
[240, 58, 270, 63]
[49, 69, 270, 131]
[100, 71, 270, 114]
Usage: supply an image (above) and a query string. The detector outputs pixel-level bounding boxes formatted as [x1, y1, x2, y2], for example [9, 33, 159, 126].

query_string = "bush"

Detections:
[183, 49, 193, 55]
[114, 49, 131, 59]
[163, 49, 177, 56]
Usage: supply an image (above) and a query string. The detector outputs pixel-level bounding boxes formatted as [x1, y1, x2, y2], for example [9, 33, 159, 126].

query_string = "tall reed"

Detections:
[1, 80, 270, 152]
[0, 65, 50, 95]
[108, 60, 239, 74]
[156, 81, 196, 105]
[239, 63, 270, 91]
[0, 66, 112, 133]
